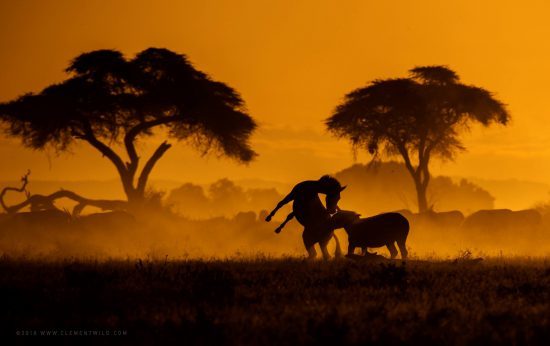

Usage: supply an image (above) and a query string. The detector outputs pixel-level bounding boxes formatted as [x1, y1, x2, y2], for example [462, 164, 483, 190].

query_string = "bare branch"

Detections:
[136, 141, 172, 195]
[0, 170, 31, 213]
[397, 144, 418, 179]
[77, 122, 136, 198]
[124, 116, 178, 174]
[4, 189, 127, 216]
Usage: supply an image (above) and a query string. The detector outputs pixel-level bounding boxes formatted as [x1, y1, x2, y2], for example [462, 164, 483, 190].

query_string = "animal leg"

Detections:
[397, 239, 408, 259]
[332, 234, 343, 258]
[274, 212, 294, 233]
[306, 245, 317, 260]
[303, 229, 317, 260]
[387, 242, 398, 259]
[265, 192, 294, 221]
[347, 244, 356, 256]
[320, 239, 331, 260]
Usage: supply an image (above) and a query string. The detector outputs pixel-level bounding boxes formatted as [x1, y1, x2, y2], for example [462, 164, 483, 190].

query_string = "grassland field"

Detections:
[2, 255, 550, 345]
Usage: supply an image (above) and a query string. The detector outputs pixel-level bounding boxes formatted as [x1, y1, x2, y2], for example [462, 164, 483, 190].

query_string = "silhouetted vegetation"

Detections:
[334, 162, 494, 215]
[162, 163, 494, 220]
[2, 257, 550, 345]
[0, 48, 257, 207]
[166, 179, 281, 219]
[326, 66, 509, 212]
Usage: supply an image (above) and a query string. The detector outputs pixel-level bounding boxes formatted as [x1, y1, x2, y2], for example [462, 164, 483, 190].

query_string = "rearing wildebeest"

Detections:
[265, 175, 345, 259]
[332, 210, 409, 259]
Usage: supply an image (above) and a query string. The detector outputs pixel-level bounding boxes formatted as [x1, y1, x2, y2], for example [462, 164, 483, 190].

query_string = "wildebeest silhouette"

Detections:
[0, 210, 136, 233]
[332, 210, 409, 259]
[461, 209, 541, 237]
[415, 210, 465, 229]
[0, 209, 71, 231]
[396, 209, 464, 229]
[265, 175, 345, 259]
[73, 211, 136, 231]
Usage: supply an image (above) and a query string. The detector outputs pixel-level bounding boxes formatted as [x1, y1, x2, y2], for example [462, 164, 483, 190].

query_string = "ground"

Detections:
[1, 256, 550, 345]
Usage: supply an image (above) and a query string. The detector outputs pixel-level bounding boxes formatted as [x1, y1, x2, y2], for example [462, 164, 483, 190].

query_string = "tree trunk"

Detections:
[120, 174, 141, 204]
[125, 188, 145, 208]
[81, 125, 172, 208]
[414, 178, 429, 213]
[398, 143, 432, 213]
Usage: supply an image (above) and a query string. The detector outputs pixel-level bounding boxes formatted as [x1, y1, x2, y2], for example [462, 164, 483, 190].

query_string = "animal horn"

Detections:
[340, 185, 347, 192]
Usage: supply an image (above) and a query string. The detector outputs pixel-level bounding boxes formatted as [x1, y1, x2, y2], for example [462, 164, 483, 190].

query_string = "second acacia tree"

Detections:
[326, 66, 509, 212]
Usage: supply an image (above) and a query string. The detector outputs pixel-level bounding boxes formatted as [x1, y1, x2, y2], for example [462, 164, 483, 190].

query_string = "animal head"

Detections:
[319, 175, 346, 214]
[331, 210, 361, 229]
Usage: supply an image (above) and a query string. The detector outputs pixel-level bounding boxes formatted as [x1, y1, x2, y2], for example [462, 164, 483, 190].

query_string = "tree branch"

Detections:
[418, 134, 427, 169]
[136, 141, 172, 195]
[397, 143, 418, 179]
[0, 170, 31, 213]
[3, 189, 127, 216]
[81, 124, 127, 176]
[421, 161, 431, 189]
[124, 116, 178, 171]
[78, 122, 135, 198]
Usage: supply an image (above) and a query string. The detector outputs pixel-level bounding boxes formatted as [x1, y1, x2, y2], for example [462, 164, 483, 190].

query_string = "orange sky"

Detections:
[1, 0, 550, 190]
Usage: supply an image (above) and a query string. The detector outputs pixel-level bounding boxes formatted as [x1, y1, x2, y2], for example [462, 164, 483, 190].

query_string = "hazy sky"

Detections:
[1, 0, 550, 187]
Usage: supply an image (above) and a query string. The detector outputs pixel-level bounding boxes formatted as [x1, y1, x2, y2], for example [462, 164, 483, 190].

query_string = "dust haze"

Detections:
[2, 161, 549, 259]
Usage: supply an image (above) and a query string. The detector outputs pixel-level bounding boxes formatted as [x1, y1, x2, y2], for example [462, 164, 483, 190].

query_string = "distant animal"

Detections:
[461, 209, 541, 235]
[412, 210, 465, 230]
[73, 211, 136, 231]
[265, 175, 346, 259]
[332, 210, 409, 259]
[0, 209, 71, 231]
[434, 210, 465, 227]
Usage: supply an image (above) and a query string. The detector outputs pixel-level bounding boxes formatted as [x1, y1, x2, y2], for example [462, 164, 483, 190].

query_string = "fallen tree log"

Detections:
[1, 171, 127, 216]
[5, 190, 128, 216]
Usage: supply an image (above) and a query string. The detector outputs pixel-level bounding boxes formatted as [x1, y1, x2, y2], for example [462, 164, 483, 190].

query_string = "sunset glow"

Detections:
[1, 0, 549, 193]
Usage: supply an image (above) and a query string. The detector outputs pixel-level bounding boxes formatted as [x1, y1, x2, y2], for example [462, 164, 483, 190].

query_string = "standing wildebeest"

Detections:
[396, 209, 464, 228]
[407, 210, 465, 233]
[0, 209, 71, 231]
[332, 210, 409, 259]
[265, 175, 345, 259]
[461, 209, 541, 238]
[415, 210, 464, 227]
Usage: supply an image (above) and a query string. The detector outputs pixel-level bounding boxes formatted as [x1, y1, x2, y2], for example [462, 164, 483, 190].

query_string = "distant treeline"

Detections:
[165, 162, 495, 219]
[333, 162, 494, 216]
[166, 179, 281, 219]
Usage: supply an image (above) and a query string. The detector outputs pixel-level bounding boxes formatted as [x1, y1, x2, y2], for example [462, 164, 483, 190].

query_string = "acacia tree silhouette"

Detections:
[326, 66, 509, 212]
[0, 48, 256, 207]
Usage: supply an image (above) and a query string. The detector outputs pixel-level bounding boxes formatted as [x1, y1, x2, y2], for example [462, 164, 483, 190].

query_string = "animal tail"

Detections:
[333, 234, 343, 258]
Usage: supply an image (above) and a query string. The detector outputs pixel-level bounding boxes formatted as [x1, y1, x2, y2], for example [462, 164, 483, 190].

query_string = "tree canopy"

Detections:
[326, 66, 509, 212]
[0, 48, 257, 205]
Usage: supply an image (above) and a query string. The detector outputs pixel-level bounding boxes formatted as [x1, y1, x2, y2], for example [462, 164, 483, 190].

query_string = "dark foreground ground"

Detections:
[1, 256, 550, 345]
